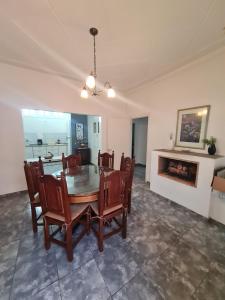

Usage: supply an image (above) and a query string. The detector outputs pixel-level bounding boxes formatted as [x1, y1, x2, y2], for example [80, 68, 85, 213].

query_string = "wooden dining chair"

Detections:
[39, 173, 90, 261]
[62, 153, 81, 170]
[120, 153, 135, 213]
[24, 158, 44, 233]
[98, 150, 114, 170]
[90, 170, 127, 252]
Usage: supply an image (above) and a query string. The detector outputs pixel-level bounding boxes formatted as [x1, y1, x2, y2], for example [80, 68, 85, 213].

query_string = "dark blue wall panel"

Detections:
[71, 114, 88, 154]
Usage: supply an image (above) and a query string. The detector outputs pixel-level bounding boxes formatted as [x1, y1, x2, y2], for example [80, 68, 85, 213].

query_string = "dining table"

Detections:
[53, 164, 102, 204]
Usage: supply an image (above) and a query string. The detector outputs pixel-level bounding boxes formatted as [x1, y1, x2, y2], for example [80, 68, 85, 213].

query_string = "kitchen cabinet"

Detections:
[58, 145, 67, 156]
[24, 144, 69, 159]
[75, 147, 90, 165]
[25, 147, 33, 158]
[33, 146, 47, 157]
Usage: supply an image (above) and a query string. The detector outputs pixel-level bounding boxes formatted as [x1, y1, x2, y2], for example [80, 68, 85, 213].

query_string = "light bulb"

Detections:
[107, 87, 116, 98]
[80, 87, 88, 99]
[86, 74, 95, 89]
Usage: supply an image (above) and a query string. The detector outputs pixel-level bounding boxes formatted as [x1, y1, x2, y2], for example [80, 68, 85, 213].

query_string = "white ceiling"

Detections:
[0, 0, 225, 92]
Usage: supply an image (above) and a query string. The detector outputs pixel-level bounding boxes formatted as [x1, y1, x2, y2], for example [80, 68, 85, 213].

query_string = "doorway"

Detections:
[131, 117, 148, 180]
[21, 109, 101, 172]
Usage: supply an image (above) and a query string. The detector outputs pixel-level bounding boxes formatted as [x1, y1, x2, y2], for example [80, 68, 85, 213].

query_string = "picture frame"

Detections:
[175, 105, 210, 149]
[76, 123, 83, 140]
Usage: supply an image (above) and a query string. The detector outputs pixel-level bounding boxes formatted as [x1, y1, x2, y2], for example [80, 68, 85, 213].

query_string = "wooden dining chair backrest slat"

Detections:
[24, 158, 44, 232]
[98, 170, 126, 216]
[120, 153, 135, 186]
[39, 173, 71, 223]
[120, 153, 135, 212]
[62, 153, 81, 170]
[24, 158, 44, 200]
[98, 150, 114, 169]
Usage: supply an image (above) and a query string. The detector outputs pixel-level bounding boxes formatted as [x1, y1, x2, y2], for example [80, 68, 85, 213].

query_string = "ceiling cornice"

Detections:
[0, 58, 81, 83]
[125, 43, 225, 95]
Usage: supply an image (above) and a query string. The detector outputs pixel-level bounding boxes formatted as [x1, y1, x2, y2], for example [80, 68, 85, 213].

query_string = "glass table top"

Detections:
[53, 164, 100, 196]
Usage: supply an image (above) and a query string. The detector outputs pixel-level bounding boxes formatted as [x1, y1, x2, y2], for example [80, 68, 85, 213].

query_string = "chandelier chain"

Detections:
[94, 35, 96, 77]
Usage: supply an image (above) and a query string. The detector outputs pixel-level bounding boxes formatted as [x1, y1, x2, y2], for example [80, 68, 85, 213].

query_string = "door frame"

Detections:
[131, 115, 150, 182]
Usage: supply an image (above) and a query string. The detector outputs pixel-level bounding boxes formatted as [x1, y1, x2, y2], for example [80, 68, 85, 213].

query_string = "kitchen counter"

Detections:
[25, 143, 69, 159]
[25, 143, 68, 147]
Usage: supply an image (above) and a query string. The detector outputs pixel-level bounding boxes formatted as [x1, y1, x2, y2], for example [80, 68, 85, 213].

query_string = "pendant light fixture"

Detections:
[80, 27, 116, 99]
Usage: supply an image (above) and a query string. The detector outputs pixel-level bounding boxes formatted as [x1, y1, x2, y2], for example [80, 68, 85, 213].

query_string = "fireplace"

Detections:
[158, 156, 199, 187]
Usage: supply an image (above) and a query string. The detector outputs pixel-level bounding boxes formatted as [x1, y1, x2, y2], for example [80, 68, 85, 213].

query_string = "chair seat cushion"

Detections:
[70, 203, 89, 220]
[91, 201, 123, 216]
[44, 203, 89, 223]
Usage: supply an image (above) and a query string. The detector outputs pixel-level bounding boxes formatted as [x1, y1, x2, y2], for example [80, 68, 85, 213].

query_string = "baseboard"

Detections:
[0, 190, 27, 199]
[135, 163, 146, 167]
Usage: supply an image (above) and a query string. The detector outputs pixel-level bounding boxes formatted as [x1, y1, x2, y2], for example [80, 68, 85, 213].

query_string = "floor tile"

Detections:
[193, 261, 225, 300]
[127, 220, 179, 260]
[56, 233, 95, 278]
[143, 255, 195, 300]
[1, 165, 225, 300]
[112, 271, 162, 300]
[60, 259, 110, 300]
[32, 281, 61, 300]
[160, 241, 210, 288]
[0, 240, 19, 300]
[11, 233, 58, 300]
[93, 236, 141, 295]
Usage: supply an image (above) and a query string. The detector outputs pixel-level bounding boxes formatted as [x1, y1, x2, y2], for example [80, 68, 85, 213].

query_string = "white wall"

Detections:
[0, 63, 129, 195]
[107, 118, 131, 169]
[0, 103, 27, 194]
[22, 110, 71, 144]
[133, 117, 148, 165]
[126, 47, 225, 181]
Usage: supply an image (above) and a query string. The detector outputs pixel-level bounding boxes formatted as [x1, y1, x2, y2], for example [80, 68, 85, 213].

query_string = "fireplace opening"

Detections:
[158, 156, 198, 187]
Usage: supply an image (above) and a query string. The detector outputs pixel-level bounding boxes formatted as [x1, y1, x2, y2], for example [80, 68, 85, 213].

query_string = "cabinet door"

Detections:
[33, 146, 47, 158]
[59, 145, 67, 156]
[77, 148, 90, 165]
[25, 147, 33, 159]
[47, 146, 59, 156]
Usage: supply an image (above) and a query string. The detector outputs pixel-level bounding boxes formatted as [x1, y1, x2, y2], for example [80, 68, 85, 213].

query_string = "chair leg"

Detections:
[98, 218, 104, 252]
[44, 218, 50, 250]
[31, 204, 38, 233]
[122, 210, 127, 239]
[86, 211, 91, 235]
[66, 225, 73, 261]
[128, 191, 131, 214]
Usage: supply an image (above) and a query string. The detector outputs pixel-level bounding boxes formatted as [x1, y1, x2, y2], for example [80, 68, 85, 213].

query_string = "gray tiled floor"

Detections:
[1, 166, 225, 299]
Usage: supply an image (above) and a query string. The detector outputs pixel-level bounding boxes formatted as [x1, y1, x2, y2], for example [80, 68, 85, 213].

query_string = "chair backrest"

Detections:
[98, 170, 126, 216]
[39, 173, 71, 223]
[120, 153, 135, 190]
[98, 150, 114, 169]
[24, 158, 44, 201]
[62, 153, 81, 170]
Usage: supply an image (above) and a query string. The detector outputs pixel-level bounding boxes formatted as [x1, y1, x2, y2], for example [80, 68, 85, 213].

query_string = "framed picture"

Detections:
[175, 105, 210, 149]
[76, 123, 83, 140]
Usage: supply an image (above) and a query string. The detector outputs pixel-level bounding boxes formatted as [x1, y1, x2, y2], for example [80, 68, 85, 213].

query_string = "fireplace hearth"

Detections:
[158, 156, 198, 187]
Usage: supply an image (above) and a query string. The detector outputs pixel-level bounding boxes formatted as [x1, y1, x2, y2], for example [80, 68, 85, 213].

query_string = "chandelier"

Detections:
[80, 27, 116, 99]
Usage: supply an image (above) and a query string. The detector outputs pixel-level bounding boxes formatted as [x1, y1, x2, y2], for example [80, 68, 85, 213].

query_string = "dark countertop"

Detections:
[26, 143, 68, 147]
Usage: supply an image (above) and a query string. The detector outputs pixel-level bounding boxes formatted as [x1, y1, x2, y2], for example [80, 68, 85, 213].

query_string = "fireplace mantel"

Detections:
[150, 149, 225, 218]
[155, 149, 223, 159]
